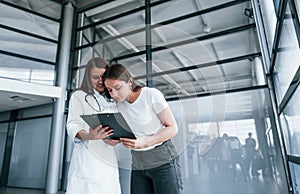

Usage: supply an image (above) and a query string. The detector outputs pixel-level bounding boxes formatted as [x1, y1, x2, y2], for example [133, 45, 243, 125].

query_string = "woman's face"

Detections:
[104, 78, 130, 102]
[90, 67, 106, 93]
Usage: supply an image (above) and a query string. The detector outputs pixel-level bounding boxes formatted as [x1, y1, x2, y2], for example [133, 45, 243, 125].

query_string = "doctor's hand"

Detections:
[89, 125, 113, 140]
[120, 137, 146, 149]
[103, 138, 120, 146]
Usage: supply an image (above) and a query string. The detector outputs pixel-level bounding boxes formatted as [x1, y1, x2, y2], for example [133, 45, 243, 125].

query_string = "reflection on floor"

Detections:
[0, 188, 64, 194]
[183, 176, 282, 194]
[183, 158, 285, 194]
[0, 158, 286, 194]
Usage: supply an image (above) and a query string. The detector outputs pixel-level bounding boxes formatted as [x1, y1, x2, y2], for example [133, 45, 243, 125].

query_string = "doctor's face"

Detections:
[90, 67, 106, 93]
[104, 78, 131, 102]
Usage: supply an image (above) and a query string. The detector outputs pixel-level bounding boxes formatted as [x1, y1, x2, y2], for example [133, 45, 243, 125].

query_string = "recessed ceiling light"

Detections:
[9, 95, 32, 103]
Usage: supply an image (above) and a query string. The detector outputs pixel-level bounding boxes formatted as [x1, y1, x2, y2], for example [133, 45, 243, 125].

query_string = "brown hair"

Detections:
[102, 63, 143, 92]
[80, 57, 109, 94]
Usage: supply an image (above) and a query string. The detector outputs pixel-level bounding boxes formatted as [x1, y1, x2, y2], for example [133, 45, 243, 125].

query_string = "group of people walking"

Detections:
[218, 132, 265, 181]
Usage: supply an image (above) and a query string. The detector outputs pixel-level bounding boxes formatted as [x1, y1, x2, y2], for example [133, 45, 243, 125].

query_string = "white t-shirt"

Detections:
[117, 87, 169, 151]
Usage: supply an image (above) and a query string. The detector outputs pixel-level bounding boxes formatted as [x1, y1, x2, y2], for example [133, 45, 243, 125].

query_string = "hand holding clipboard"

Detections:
[81, 112, 136, 140]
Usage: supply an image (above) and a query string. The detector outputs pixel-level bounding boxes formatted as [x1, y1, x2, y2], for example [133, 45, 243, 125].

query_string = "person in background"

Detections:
[66, 57, 121, 194]
[220, 133, 231, 179]
[251, 148, 265, 177]
[244, 132, 257, 179]
[103, 63, 183, 194]
[228, 136, 242, 180]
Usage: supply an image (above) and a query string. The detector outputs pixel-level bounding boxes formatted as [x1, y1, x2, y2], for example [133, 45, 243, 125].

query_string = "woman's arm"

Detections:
[120, 107, 178, 149]
[67, 91, 116, 142]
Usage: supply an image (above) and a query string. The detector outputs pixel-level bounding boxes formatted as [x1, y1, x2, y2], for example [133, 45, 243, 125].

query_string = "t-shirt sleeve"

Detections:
[150, 88, 169, 114]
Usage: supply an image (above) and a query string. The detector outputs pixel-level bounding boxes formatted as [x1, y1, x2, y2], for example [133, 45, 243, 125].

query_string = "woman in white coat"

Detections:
[66, 57, 121, 194]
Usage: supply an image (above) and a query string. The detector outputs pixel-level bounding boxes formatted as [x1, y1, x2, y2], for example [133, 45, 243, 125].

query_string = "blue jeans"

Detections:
[130, 140, 183, 194]
[131, 157, 183, 194]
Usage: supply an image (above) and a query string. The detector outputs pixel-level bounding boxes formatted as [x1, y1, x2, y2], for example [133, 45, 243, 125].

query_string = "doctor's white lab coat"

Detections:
[66, 90, 121, 194]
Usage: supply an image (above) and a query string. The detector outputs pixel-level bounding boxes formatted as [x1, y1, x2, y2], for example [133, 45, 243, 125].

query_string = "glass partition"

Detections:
[295, 0, 300, 22]
[280, 85, 300, 156]
[259, 0, 277, 58]
[289, 162, 300, 194]
[0, 1, 61, 86]
[167, 88, 288, 193]
[273, 4, 300, 104]
[7, 117, 51, 189]
[2, 0, 62, 19]
[0, 54, 55, 85]
[0, 2, 60, 39]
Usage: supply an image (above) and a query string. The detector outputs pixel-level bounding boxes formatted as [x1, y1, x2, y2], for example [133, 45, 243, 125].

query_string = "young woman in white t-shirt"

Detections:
[103, 63, 183, 194]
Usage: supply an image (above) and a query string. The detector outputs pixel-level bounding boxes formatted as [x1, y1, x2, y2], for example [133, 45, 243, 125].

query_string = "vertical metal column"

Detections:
[145, 0, 153, 87]
[251, 0, 271, 72]
[0, 110, 18, 187]
[45, 1, 74, 194]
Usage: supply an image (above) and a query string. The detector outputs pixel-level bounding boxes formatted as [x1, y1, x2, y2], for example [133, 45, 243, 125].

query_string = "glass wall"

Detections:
[0, 0, 298, 193]
[7, 117, 52, 188]
[0, 0, 61, 85]
[68, 0, 292, 193]
[289, 162, 300, 194]
[273, 4, 300, 104]
[0, 2, 62, 188]
[167, 89, 288, 194]
[0, 104, 55, 189]
[259, 0, 277, 60]
[280, 85, 300, 156]
[280, 81, 300, 194]
[258, 0, 300, 193]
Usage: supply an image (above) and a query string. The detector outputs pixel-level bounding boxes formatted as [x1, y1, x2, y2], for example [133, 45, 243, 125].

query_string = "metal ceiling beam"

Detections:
[75, 0, 249, 50]
[83, 0, 134, 17]
[0, 0, 60, 22]
[77, 0, 116, 13]
[0, 50, 55, 65]
[77, 0, 171, 31]
[101, 24, 189, 95]
[172, 51, 199, 81]
[192, 0, 210, 32]
[0, 24, 58, 43]
[111, 23, 256, 62]
[158, 73, 252, 93]
[134, 52, 261, 80]
[145, 0, 152, 87]
[166, 84, 267, 101]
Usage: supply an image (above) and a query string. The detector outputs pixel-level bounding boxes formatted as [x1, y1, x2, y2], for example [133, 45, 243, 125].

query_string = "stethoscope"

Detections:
[85, 93, 116, 112]
[85, 94, 102, 112]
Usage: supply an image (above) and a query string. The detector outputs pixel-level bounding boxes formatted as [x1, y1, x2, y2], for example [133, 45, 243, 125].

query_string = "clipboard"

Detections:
[80, 112, 136, 140]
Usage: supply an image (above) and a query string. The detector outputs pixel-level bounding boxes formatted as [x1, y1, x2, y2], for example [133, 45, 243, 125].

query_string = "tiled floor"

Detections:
[0, 159, 287, 194]
[0, 188, 64, 194]
[183, 172, 283, 194]
[0, 176, 284, 194]
[182, 158, 285, 194]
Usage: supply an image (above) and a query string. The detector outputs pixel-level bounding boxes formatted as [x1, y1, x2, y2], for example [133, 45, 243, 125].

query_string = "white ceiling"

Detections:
[0, 78, 61, 112]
